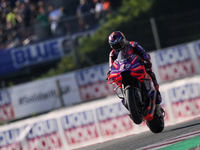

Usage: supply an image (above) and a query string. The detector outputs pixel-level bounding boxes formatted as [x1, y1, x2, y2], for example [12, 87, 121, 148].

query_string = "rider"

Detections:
[107, 31, 164, 116]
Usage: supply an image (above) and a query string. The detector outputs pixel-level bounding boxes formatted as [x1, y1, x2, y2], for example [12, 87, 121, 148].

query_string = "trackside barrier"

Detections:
[1, 75, 200, 149]
[1, 39, 200, 123]
[151, 39, 200, 83]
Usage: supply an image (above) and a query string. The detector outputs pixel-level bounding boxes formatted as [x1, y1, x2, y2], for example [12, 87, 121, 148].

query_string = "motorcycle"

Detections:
[107, 48, 164, 133]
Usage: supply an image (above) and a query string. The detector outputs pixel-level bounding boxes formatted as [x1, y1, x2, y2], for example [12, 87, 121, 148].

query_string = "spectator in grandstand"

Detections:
[0, 12, 7, 27]
[17, 2, 31, 28]
[48, 5, 61, 35]
[57, 6, 70, 35]
[14, 0, 21, 15]
[30, 4, 38, 25]
[1, 1, 9, 14]
[102, 0, 111, 13]
[37, 0, 48, 11]
[37, 6, 49, 26]
[59, 6, 67, 21]
[6, 7, 17, 29]
[93, 0, 103, 19]
[76, 0, 93, 32]
[76, 0, 91, 18]
[36, 6, 51, 39]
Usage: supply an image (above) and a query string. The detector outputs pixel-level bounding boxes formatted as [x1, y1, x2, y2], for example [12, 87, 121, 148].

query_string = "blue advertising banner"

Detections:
[0, 48, 18, 76]
[0, 29, 96, 77]
[0, 38, 64, 76]
[11, 40, 63, 68]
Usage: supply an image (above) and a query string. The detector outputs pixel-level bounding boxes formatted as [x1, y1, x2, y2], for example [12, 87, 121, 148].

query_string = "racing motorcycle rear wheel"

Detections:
[146, 113, 164, 133]
[125, 87, 143, 124]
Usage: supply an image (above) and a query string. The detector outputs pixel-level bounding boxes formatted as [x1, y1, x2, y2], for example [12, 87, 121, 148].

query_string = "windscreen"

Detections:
[117, 49, 136, 62]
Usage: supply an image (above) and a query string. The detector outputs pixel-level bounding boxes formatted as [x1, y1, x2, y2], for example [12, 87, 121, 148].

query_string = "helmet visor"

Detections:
[111, 40, 126, 50]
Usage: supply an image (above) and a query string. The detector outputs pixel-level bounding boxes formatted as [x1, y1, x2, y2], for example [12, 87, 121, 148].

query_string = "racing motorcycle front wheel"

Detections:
[125, 87, 143, 124]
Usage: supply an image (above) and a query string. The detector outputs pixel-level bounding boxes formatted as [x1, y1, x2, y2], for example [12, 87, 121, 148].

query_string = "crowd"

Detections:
[0, 0, 111, 49]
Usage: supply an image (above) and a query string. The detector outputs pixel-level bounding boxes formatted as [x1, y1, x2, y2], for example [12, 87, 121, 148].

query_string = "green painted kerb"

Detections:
[159, 135, 200, 150]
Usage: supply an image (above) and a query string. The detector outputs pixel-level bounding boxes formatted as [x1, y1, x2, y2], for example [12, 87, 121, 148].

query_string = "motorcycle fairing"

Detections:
[108, 55, 149, 85]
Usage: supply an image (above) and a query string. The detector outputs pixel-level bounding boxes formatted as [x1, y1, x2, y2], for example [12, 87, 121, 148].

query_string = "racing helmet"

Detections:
[108, 31, 127, 51]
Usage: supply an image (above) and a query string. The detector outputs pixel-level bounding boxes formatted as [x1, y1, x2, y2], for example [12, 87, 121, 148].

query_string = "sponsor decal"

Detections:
[75, 64, 115, 101]
[155, 45, 195, 82]
[11, 40, 62, 68]
[26, 119, 62, 150]
[61, 110, 98, 145]
[133, 65, 142, 71]
[96, 102, 133, 136]
[113, 62, 118, 69]
[131, 55, 137, 64]
[0, 129, 23, 150]
[0, 90, 15, 122]
[168, 83, 200, 119]
[119, 64, 125, 71]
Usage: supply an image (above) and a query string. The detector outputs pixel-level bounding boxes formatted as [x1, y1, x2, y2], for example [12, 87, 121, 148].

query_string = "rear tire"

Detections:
[125, 88, 143, 124]
[146, 114, 164, 133]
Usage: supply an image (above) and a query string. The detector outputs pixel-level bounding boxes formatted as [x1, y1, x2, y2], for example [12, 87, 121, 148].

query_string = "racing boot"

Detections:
[147, 71, 165, 117]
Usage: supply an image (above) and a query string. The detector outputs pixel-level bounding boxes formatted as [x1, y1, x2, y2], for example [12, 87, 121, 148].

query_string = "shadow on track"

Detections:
[171, 122, 200, 131]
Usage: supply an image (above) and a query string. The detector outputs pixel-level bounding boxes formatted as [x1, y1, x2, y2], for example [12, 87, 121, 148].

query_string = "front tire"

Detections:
[125, 88, 143, 124]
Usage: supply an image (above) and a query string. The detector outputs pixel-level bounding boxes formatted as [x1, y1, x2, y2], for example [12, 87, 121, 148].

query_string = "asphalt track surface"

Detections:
[78, 117, 200, 150]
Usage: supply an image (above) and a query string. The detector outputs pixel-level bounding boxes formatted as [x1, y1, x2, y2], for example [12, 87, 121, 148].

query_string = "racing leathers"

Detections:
[108, 41, 162, 105]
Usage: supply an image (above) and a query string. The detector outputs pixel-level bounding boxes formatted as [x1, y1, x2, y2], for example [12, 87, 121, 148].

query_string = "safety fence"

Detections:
[1, 74, 200, 149]
[0, 12, 99, 50]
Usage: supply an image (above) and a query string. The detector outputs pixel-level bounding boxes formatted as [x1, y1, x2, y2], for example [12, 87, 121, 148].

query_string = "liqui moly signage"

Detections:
[0, 90, 15, 122]
[0, 128, 23, 150]
[154, 44, 196, 82]
[75, 63, 115, 101]
[168, 83, 200, 119]
[96, 102, 133, 137]
[61, 110, 99, 146]
[25, 119, 62, 150]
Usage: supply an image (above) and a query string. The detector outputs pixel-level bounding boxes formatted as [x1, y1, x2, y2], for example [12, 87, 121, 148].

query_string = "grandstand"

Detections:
[0, 0, 120, 88]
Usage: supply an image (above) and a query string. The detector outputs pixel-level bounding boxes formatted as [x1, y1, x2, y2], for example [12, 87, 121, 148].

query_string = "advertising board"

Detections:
[96, 102, 133, 137]
[57, 73, 81, 106]
[0, 89, 15, 122]
[60, 110, 99, 147]
[154, 44, 196, 82]
[0, 128, 23, 150]
[168, 80, 200, 121]
[9, 79, 61, 119]
[25, 119, 62, 150]
[75, 63, 115, 101]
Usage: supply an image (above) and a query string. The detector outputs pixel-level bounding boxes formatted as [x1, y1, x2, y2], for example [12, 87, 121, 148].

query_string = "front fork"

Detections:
[121, 84, 143, 110]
